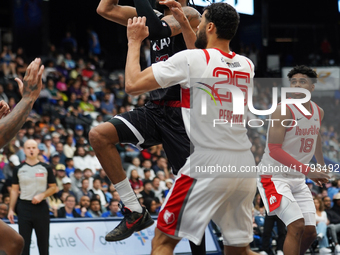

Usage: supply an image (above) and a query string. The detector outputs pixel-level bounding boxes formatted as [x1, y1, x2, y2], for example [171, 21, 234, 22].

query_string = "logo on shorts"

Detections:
[269, 195, 277, 205]
[163, 210, 175, 225]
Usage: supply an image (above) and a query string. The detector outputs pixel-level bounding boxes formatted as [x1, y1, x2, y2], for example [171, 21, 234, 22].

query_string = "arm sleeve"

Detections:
[268, 143, 311, 176]
[133, 0, 171, 40]
[12, 167, 19, 184]
[46, 165, 56, 184]
[152, 51, 190, 88]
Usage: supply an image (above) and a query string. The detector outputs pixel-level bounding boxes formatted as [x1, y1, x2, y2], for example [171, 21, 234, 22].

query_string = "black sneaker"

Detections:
[105, 206, 154, 242]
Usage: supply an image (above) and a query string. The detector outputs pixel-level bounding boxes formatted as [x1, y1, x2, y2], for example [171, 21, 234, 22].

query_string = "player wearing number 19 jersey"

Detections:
[257, 66, 330, 255]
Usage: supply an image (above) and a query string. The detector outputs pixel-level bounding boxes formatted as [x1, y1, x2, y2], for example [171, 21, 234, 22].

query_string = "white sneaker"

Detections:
[319, 247, 332, 254]
[335, 244, 340, 253]
[276, 250, 284, 255]
[259, 252, 268, 255]
[317, 233, 324, 241]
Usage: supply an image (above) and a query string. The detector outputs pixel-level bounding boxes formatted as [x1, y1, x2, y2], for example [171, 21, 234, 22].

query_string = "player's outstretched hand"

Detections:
[127, 17, 149, 44]
[159, 0, 186, 24]
[307, 167, 330, 186]
[0, 100, 10, 119]
[14, 58, 44, 101]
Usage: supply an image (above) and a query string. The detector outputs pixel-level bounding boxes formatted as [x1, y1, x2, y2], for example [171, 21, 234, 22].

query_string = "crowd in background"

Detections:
[0, 31, 339, 236]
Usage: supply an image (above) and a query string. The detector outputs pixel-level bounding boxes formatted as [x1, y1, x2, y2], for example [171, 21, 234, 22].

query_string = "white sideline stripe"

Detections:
[114, 116, 145, 150]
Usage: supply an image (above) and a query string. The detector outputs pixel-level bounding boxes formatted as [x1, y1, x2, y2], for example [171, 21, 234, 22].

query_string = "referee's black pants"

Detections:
[17, 199, 50, 255]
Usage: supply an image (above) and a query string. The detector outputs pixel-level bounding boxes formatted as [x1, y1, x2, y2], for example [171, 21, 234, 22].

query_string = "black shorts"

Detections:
[108, 101, 190, 174]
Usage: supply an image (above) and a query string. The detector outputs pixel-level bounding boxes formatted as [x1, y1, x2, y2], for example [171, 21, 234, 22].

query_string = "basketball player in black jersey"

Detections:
[90, 0, 206, 253]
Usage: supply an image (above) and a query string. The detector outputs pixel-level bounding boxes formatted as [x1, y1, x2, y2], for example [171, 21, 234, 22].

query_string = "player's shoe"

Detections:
[105, 206, 154, 242]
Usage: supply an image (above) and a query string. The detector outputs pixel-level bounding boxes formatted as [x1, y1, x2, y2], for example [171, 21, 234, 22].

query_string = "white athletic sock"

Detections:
[114, 178, 143, 213]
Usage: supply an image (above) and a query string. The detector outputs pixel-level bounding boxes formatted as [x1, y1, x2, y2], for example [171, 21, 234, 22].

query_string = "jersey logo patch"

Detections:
[269, 195, 277, 205]
[297, 117, 303, 121]
[35, 173, 44, 177]
[163, 210, 175, 225]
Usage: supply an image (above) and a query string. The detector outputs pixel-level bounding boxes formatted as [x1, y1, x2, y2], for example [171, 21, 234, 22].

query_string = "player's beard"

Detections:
[195, 28, 207, 49]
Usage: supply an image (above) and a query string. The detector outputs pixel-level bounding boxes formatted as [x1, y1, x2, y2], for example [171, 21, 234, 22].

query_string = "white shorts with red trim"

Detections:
[157, 149, 257, 246]
[257, 174, 315, 223]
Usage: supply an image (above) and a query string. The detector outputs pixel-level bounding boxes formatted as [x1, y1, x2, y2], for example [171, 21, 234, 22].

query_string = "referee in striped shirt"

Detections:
[8, 139, 58, 255]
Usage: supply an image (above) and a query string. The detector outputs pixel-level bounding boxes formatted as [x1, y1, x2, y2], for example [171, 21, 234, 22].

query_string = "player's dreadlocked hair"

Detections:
[287, 65, 318, 84]
[203, 3, 240, 40]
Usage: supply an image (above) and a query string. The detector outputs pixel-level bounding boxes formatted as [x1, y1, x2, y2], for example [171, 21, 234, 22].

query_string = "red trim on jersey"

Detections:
[314, 102, 322, 126]
[286, 105, 295, 132]
[181, 88, 190, 109]
[245, 59, 253, 72]
[268, 143, 311, 176]
[203, 49, 210, 65]
[213, 48, 236, 59]
[157, 174, 195, 236]
[293, 102, 314, 120]
[260, 176, 282, 212]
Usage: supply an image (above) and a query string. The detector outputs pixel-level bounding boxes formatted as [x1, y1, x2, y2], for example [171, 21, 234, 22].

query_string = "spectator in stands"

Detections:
[0, 84, 8, 103]
[101, 199, 123, 217]
[75, 196, 92, 218]
[140, 180, 155, 200]
[163, 179, 173, 198]
[129, 169, 143, 194]
[89, 178, 108, 209]
[70, 168, 83, 194]
[55, 142, 66, 165]
[61, 32, 77, 54]
[74, 125, 86, 143]
[94, 168, 111, 185]
[152, 156, 168, 174]
[100, 93, 115, 120]
[88, 198, 103, 217]
[314, 197, 331, 253]
[57, 195, 81, 218]
[83, 168, 94, 190]
[85, 146, 102, 174]
[56, 177, 77, 201]
[43, 134, 55, 159]
[3, 154, 20, 179]
[0, 45, 16, 78]
[328, 146, 339, 162]
[50, 152, 60, 170]
[55, 163, 66, 190]
[73, 146, 87, 171]
[152, 177, 164, 203]
[63, 135, 76, 158]
[144, 198, 158, 216]
[87, 27, 101, 56]
[112, 190, 121, 203]
[328, 180, 339, 206]
[254, 193, 265, 217]
[76, 178, 92, 202]
[324, 195, 340, 253]
[65, 158, 75, 176]
[0, 203, 8, 220]
[156, 171, 167, 190]
[142, 159, 156, 180]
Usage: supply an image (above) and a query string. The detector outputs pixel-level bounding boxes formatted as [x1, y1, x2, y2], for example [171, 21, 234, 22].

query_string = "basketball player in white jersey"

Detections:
[257, 65, 330, 255]
[123, 3, 262, 255]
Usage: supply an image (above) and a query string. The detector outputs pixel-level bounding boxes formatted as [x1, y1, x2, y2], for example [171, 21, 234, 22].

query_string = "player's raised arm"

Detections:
[125, 17, 160, 96]
[0, 58, 44, 148]
[97, 0, 137, 26]
[160, 0, 198, 48]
